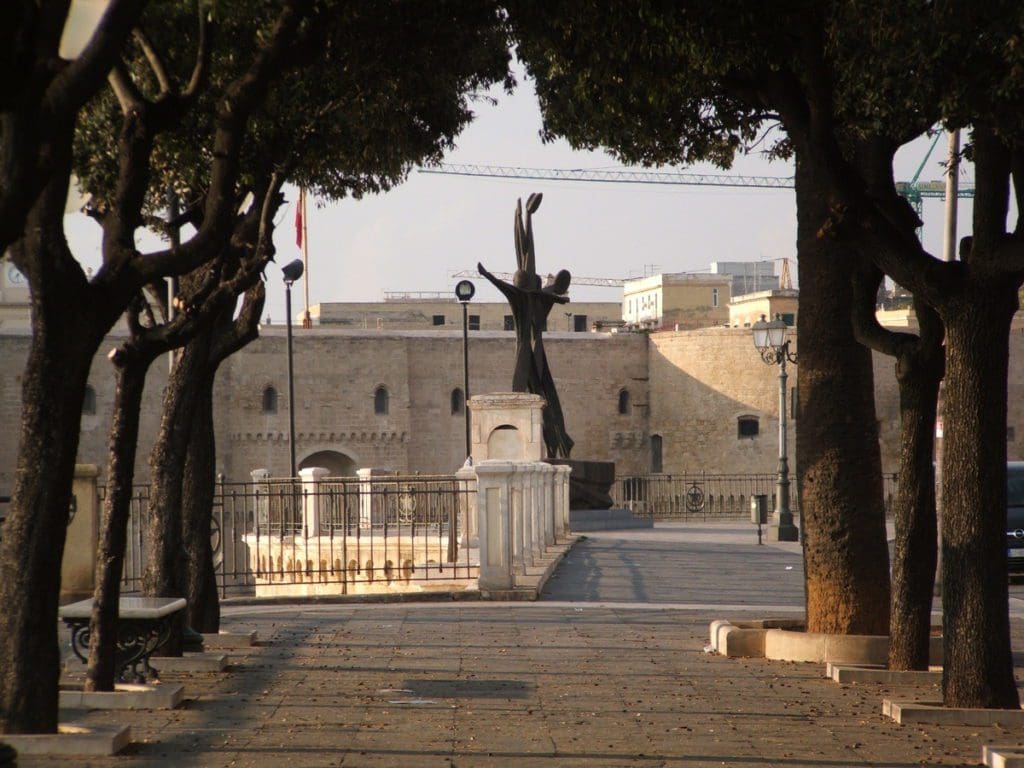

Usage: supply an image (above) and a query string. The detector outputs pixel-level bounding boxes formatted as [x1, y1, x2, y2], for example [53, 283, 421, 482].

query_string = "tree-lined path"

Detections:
[20, 521, 1024, 767]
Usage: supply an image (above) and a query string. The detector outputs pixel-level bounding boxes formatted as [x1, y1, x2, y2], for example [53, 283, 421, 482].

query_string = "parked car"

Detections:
[1007, 462, 1024, 573]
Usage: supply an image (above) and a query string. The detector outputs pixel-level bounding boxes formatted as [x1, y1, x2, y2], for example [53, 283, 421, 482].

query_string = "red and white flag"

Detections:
[294, 187, 304, 249]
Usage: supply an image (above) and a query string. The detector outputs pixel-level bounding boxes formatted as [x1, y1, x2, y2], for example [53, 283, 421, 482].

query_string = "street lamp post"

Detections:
[752, 313, 799, 542]
[283, 259, 304, 478]
[455, 280, 475, 461]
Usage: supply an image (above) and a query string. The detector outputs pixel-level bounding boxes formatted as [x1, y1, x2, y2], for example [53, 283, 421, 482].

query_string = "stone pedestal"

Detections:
[61, 464, 99, 602]
[468, 393, 545, 462]
[475, 461, 514, 590]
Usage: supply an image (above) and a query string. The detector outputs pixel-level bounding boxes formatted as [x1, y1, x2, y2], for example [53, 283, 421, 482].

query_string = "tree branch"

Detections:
[45, 0, 146, 121]
[850, 256, 917, 358]
[107, 60, 146, 113]
[132, 28, 173, 96]
[133, 0, 311, 284]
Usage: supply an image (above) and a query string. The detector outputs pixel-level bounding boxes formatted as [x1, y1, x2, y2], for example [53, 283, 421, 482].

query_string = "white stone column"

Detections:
[540, 463, 556, 547]
[554, 464, 572, 536]
[357, 467, 394, 528]
[528, 463, 544, 559]
[251, 468, 271, 532]
[300, 466, 329, 535]
[475, 461, 514, 590]
[455, 461, 478, 548]
[510, 467, 527, 574]
[520, 463, 539, 569]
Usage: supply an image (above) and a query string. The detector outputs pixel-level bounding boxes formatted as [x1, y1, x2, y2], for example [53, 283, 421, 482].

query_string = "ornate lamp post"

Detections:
[455, 279, 475, 461]
[282, 259, 304, 478]
[752, 313, 800, 541]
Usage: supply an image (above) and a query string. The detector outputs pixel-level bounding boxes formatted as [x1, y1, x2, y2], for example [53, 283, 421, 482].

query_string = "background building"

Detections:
[710, 260, 781, 297]
[306, 297, 622, 332]
[7, 255, 1024, 493]
[622, 272, 732, 330]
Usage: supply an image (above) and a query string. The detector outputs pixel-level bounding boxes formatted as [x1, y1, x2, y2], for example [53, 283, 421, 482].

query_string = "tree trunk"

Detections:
[940, 293, 1020, 708]
[887, 349, 941, 670]
[0, 292, 99, 733]
[85, 354, 152, 691]
[182, 361, 220, 633]
[794, 150, 890, 635]
[145, 333, 212, 654]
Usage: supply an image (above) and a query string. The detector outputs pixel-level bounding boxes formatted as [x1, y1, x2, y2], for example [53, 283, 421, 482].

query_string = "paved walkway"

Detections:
[21, 521, 1024, 766]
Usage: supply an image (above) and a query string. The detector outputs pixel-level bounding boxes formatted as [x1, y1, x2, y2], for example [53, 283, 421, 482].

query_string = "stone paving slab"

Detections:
[12, 521, 1024, 767]
[16, 601, 1016, 767]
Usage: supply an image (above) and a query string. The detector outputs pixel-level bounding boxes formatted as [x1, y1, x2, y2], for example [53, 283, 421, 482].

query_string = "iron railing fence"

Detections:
[102, 475, 478, 597]
[614, 472, 901, 519]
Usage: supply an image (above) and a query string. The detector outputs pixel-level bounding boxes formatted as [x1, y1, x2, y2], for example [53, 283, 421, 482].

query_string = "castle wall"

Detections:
[215, 328, 650, 480]
[0, 330, 168, 494]
[4, 321, 1023, 495]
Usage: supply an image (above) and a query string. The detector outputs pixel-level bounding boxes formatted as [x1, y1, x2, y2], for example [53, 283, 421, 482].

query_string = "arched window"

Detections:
[738, 415, 760, 438]
[82, 385, 97, 416]
[450, 388, 465, 415]
[618, 389, 630, 415]
[374, 386, 389, 416]
[650, 434, 663, 474]
[262, 385, 278, 414]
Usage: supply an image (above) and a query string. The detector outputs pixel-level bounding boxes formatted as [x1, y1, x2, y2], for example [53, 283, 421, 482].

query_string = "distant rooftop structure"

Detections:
[710, 260, 782, 297]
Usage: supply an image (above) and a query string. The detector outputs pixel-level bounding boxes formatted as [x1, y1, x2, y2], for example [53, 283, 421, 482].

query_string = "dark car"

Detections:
[1007, 462, 1024, 573]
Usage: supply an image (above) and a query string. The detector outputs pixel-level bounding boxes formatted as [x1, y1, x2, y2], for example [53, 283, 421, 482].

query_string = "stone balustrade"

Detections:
[474, 460, 571, 590]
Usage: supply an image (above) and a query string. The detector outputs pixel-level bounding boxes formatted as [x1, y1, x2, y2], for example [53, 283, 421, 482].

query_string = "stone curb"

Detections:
[153, 652, 228, 673]
[0, 724, 130, 756]
[983, 744, 1024, 767]
[826, 662, 942, 685]
[709, 618, 942, 665]
[201, 631, 258, 649]
[884, 699, 1024, 725]
[59, 682, 185, 710]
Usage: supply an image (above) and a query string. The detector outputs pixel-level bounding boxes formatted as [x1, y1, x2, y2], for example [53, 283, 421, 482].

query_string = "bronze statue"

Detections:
[478, 193, 574, 458]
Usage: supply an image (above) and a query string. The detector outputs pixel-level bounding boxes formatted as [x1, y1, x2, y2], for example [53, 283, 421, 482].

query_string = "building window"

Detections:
[451, 388, 465, 415]
[374, 386, 389, 415]
[618, 389, 630, 415]
[737, 416, 759, 438]
[83, 385, 97, 416]
[262, 385, 278, 414]
[1009, 426, 1016, 443]
[573, 314, 588, 332]
[468, 314, 481, 331]
[712, 288, 719, 307]
[650, 434, 663, 474]
[432, 315, 445, 326]
[503, 314, 514, 331]
[780, 312, 795, 326]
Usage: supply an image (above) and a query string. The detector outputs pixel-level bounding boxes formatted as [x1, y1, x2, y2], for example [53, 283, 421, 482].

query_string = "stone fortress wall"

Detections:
[4, 322, 1024, 493]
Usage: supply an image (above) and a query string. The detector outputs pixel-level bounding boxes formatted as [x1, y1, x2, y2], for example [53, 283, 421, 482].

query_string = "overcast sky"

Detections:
[60, 4, 976, 324]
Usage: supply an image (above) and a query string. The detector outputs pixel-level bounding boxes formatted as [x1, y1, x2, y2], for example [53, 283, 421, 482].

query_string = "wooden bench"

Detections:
[60, 597, 187, 683]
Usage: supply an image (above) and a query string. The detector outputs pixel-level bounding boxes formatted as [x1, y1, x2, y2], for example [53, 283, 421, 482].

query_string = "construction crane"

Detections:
[420, 163, 794, 189]
[894, 132, 975, 223]
[449, 269, 625, 287]
[420, 159, 975, 232]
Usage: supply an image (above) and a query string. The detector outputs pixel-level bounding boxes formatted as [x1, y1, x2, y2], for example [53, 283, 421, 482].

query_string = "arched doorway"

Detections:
[299, 449, 357, 478]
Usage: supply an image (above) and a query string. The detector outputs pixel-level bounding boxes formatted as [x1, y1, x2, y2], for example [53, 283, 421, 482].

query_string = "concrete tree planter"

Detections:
[709, 618, 942, 665]
[59, 681, 185, 710]
[0, 724, 131, 756]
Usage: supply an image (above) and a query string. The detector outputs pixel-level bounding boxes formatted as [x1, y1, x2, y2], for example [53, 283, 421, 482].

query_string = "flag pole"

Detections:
[300, 188, 312, 328]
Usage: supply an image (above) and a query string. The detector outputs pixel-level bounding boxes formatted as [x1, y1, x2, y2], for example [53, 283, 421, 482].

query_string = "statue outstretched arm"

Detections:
[477, 261, 517, 304]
